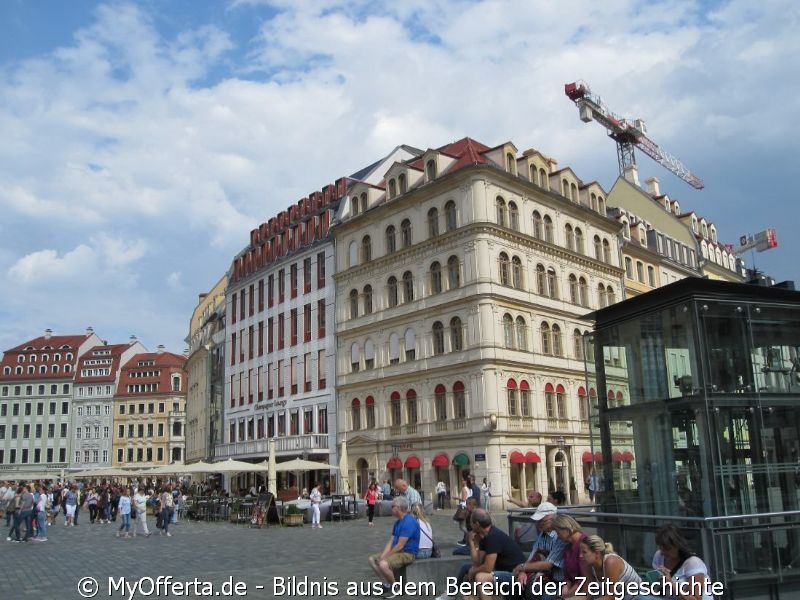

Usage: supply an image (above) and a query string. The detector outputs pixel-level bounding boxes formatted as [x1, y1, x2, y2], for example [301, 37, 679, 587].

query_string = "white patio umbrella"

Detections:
[339, 437, 350, 494]
[211, 458, 270, 474]
[268, 439, 277, 495]
[274, 457, 338, 472]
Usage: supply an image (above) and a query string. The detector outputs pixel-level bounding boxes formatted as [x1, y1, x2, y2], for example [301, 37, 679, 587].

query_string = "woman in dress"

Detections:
[411, 503, 434, 559]
[309, 482, 323, 529]
[365, 481, 379, 527]
[651, 524, 714, 600]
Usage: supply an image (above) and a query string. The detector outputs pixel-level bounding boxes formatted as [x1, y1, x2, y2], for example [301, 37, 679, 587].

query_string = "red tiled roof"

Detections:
[436, 137, 492, 174]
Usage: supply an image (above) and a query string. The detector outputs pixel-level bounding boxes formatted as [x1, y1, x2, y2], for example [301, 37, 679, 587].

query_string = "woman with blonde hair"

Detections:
[552, 514, 587, 597]
[411, 503, 435, 558]
[578, 535, 653, 600]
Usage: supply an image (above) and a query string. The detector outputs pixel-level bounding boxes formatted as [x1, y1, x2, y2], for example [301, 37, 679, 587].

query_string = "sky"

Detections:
[1, 0, 798, 355]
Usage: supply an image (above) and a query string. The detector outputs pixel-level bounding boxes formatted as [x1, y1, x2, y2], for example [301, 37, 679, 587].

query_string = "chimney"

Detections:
[198, 293, 208, 302]
[623, 164, 640, 187]
[86, 326, 94, 336]
[546, 157, 558, 173]
[645, 176, 660, 196]
[129, 335, 138, 345]
[44, 328, 52, 339]
[157, 345, 165, 354]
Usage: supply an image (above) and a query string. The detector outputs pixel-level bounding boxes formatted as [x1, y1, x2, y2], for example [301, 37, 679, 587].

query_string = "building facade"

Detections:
[333, 138, 623, 504]
[0, 328, 101, 479]
[185, 276, 227, 463]
[71, 338, 146, 469]
[111, 348, 187, 467]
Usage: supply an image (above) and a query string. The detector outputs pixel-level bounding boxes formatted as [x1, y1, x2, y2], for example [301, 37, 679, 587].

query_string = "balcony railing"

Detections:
[214, 434, 330, 459]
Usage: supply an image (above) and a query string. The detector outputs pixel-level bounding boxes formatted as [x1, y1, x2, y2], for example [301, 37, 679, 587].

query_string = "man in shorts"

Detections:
[367, 496, 420, 598]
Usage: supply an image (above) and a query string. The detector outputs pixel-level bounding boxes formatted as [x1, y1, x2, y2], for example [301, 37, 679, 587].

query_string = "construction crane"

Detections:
[565, 80, 704, 190]
[727, 228, 778, 256]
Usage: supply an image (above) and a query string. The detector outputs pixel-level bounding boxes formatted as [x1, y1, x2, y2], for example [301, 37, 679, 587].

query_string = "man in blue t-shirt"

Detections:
[367, 496, 420, 599]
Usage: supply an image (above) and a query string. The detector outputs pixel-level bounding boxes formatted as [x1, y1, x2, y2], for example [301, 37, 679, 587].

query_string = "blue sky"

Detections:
[1, 0, 797, 354]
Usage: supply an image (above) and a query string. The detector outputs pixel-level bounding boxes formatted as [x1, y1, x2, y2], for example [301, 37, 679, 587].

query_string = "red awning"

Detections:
[582, 451, 593, 463]
[594, 451, 602, 462]
[387, 457, 402, 469]
[524, 451, 541, 464]
[612, 451, 623, 463]
[509, 451, 525, 464]
[432, 453, 449, 467]
[621, 451, 634, 462]
[404, 456, 421, 469]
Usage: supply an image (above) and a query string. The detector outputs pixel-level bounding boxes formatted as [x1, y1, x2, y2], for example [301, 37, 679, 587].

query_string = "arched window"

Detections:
[406, 389, 418, 424]
[364, 339, 375, 369]
[602, 239, 612, 263]
[562, 178, 570, 197]
[509, 201, 519, 230]
[349, 289, 359, 319]
[496, 197, 507, 227]
[404, 329, 416, 361]
[647, 265, 656, 287]
[520, 380, 531, 416]
[453, 381, 466, 418]
[426, 159, 437, 181]
[511, 256, 522, 289]
[503, 314, 515, 348]
[570, 183, 578, 202]
[552, 324, 563, 356]
[390, 391, 402, 426]
[387, 276, 398, 308]
[547, 268, 558, 299]
[625, 257, 633, 279]
[594, 235, 602, 260]
[578, 386, 588, 419]
[590, 193, 597, 211]
[507, 378, 518, 416]
[541, 322, 552, 355]
[402, 271, 414, 303]
[579, 276, 589, 307]
[556, 384, 567, 418]
[539, 168, 548, 190]
[516, 316, 527, 350]
[565, 224, 575, 251]
[598, 283, 607, 308]
[366, 396, 376, 428]
[450, 317, 463, 351]
[351, 398, 361, 430]
[428, 207, 439, 238]
[401, 219, 412, 248]
[430, 262, 442, 295]
[434, 384, 447, 421]
[544, 215, 554, 243]
[398, 173, 407, 194]
[536, 264, 546, 295]
[575, 227, 584, 254]
[568, 274, 579, 304]
[350, 196, 359, 215]
[389, 333, 400, 364]
[598, 196, 605, 213]
[385, 225, 396, 254]
[362, 235, 372, 262]
[432, 322, 445, 355]
[636, 261, 645, 282]
[573, 329, 585, 360]
[499, 252, 510, 286]
[388, 179, 397, 198]
[532, 211, 543, 239]
[545, 383, 555, 418]
[363, 284, 373, 314]
[606, 286, 616, 305]
[445, 201, 457, 231]
[348, 241, 358, 267]
[350, 343, 361, 373]
[360, 192, 367, 213]
[506, 153, 516, 174]
[447, 256, 460, 289]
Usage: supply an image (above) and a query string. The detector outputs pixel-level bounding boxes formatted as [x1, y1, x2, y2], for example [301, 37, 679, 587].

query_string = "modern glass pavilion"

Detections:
[584, 277, 800, 599]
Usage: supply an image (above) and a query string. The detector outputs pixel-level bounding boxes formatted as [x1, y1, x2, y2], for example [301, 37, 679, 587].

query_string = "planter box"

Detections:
[284, 513, 304, 527]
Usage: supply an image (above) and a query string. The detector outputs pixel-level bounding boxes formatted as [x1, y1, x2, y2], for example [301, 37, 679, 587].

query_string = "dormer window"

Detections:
[673, 202, 680, 215]
[709, 225, 717, 244]
[506, 153, 516, 174]
[360, 193, 367, 213]
[350, 197, 359, 216]
[621, 218, 631, 239]
[426, 160, 437, 181]
[388, 179, 397, 199]
[691, 216, 698, 233]
[398, 173, 407, 194]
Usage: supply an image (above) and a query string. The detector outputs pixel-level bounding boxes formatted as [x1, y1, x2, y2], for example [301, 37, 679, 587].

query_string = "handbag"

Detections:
[452, 506, 466, 521]
[420, 526, 441, 558]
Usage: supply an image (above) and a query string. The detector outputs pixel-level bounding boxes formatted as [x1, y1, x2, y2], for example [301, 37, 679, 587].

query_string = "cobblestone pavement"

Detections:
[0, 510, 469, 600]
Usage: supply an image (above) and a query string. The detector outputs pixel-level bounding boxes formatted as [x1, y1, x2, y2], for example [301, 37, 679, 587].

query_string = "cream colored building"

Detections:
[185, 275, 227, 463]
[333, 138, 623, 506]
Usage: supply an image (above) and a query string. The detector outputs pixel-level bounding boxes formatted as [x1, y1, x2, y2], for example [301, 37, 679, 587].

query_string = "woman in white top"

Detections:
[411, 504, 434, 558]
[652, 524, 714, 600]
[579, 535, 656, 600]
[309, 482, 322, 529]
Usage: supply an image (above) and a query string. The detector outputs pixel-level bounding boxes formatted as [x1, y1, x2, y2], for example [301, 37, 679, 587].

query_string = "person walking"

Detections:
[64, 484, 78, 527]
[435, 480, 447, 510]
[32, 484, 48, 541]
[117, 487, 132, 538]
[365, 481, 379, 527]
[480, 478, 491, 510]
[6, 485, 22, 542]
[310, 482, 323, 529]
[159, 485, 174, 537]
[18, 483, 35, 542]
[132, 488, 151, 537]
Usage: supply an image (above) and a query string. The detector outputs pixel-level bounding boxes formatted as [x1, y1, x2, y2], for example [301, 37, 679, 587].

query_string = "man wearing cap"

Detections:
[511, 502, 566, 593]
